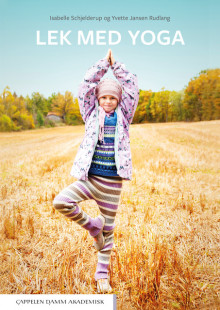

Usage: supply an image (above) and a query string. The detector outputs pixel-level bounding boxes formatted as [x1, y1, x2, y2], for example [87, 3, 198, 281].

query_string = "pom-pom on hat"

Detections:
[96, 78, 122, 103]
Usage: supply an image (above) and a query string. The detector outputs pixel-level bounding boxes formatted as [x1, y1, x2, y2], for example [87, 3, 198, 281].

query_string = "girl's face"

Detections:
[99, 95, 118, 112]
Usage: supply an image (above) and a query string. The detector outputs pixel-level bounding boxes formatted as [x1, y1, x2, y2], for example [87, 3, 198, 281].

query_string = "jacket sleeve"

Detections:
[111, 61, 139, 124]
[78, 58, 110, 123]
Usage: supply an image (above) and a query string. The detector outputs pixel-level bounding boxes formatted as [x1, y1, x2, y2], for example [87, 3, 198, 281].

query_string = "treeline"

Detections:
[134, 69, 220, 123]
[0, 69, 219, 132]
[0, 89, 83, 132]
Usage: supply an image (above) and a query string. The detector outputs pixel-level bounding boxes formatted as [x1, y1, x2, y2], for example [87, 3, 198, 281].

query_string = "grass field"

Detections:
[0, 121, 219, 309]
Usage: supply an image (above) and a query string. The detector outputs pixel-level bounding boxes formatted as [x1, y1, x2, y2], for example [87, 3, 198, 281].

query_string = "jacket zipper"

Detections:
[85, 101, 100, 180]
[114, 106, 119, 170]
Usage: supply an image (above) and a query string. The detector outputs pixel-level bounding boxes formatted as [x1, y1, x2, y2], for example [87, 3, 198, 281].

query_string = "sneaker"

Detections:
[93, 215, 105, 251]
[97, 278, 112, 293]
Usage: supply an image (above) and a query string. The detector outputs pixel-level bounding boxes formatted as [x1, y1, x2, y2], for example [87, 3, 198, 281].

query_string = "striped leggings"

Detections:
[52, 173, 123, 281]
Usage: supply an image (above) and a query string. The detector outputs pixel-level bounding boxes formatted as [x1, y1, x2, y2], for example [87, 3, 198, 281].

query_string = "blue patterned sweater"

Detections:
[88, 111, 119, 177]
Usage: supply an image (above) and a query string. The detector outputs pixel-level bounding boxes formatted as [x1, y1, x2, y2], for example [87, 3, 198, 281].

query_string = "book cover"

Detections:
[0, 0, 219, 309]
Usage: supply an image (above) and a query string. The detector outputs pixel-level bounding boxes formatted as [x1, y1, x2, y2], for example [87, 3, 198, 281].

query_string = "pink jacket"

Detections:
[70, 58, 139, 181]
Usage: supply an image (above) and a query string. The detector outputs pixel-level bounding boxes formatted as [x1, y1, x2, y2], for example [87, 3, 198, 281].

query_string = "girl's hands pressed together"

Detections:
[106, 49, 111, 64]
[105, 49, 115, 66]
[110, 50, 115, 66]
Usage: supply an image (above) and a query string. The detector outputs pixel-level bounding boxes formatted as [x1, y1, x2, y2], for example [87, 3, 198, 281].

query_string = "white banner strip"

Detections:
[0, 294, 116, 310]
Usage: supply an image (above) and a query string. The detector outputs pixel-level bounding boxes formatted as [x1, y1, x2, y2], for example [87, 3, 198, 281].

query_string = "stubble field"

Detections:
[0, 121, 219, 309]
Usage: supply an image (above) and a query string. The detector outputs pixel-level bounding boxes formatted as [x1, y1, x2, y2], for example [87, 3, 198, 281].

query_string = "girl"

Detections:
[53, 49, 139, 293]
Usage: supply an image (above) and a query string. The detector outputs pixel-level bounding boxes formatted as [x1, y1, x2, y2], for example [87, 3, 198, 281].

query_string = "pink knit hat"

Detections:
[96, 78, 122, 103]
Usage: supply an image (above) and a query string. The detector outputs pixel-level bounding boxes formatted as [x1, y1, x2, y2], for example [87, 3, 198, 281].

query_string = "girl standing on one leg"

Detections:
[53, 49, 139, 293]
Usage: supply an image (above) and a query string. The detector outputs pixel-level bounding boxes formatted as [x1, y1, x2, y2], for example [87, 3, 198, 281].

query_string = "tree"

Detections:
[183, 69, 220, 121]
[169, 91, 184, 122]
[133, 89, 153, 123]
[51, 91, 83, 124]
[0, 87, 35, 131]
[150, 88, 171, 122]
[0, 114, 18, 131]
[36, 111, 45, 127]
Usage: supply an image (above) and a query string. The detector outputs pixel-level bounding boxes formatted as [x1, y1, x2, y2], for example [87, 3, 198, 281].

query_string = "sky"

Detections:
[0, 0, 219, 98]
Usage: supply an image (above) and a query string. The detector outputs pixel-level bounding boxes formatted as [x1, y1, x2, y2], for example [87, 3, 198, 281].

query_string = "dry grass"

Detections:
[0, 121, 219, 309]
